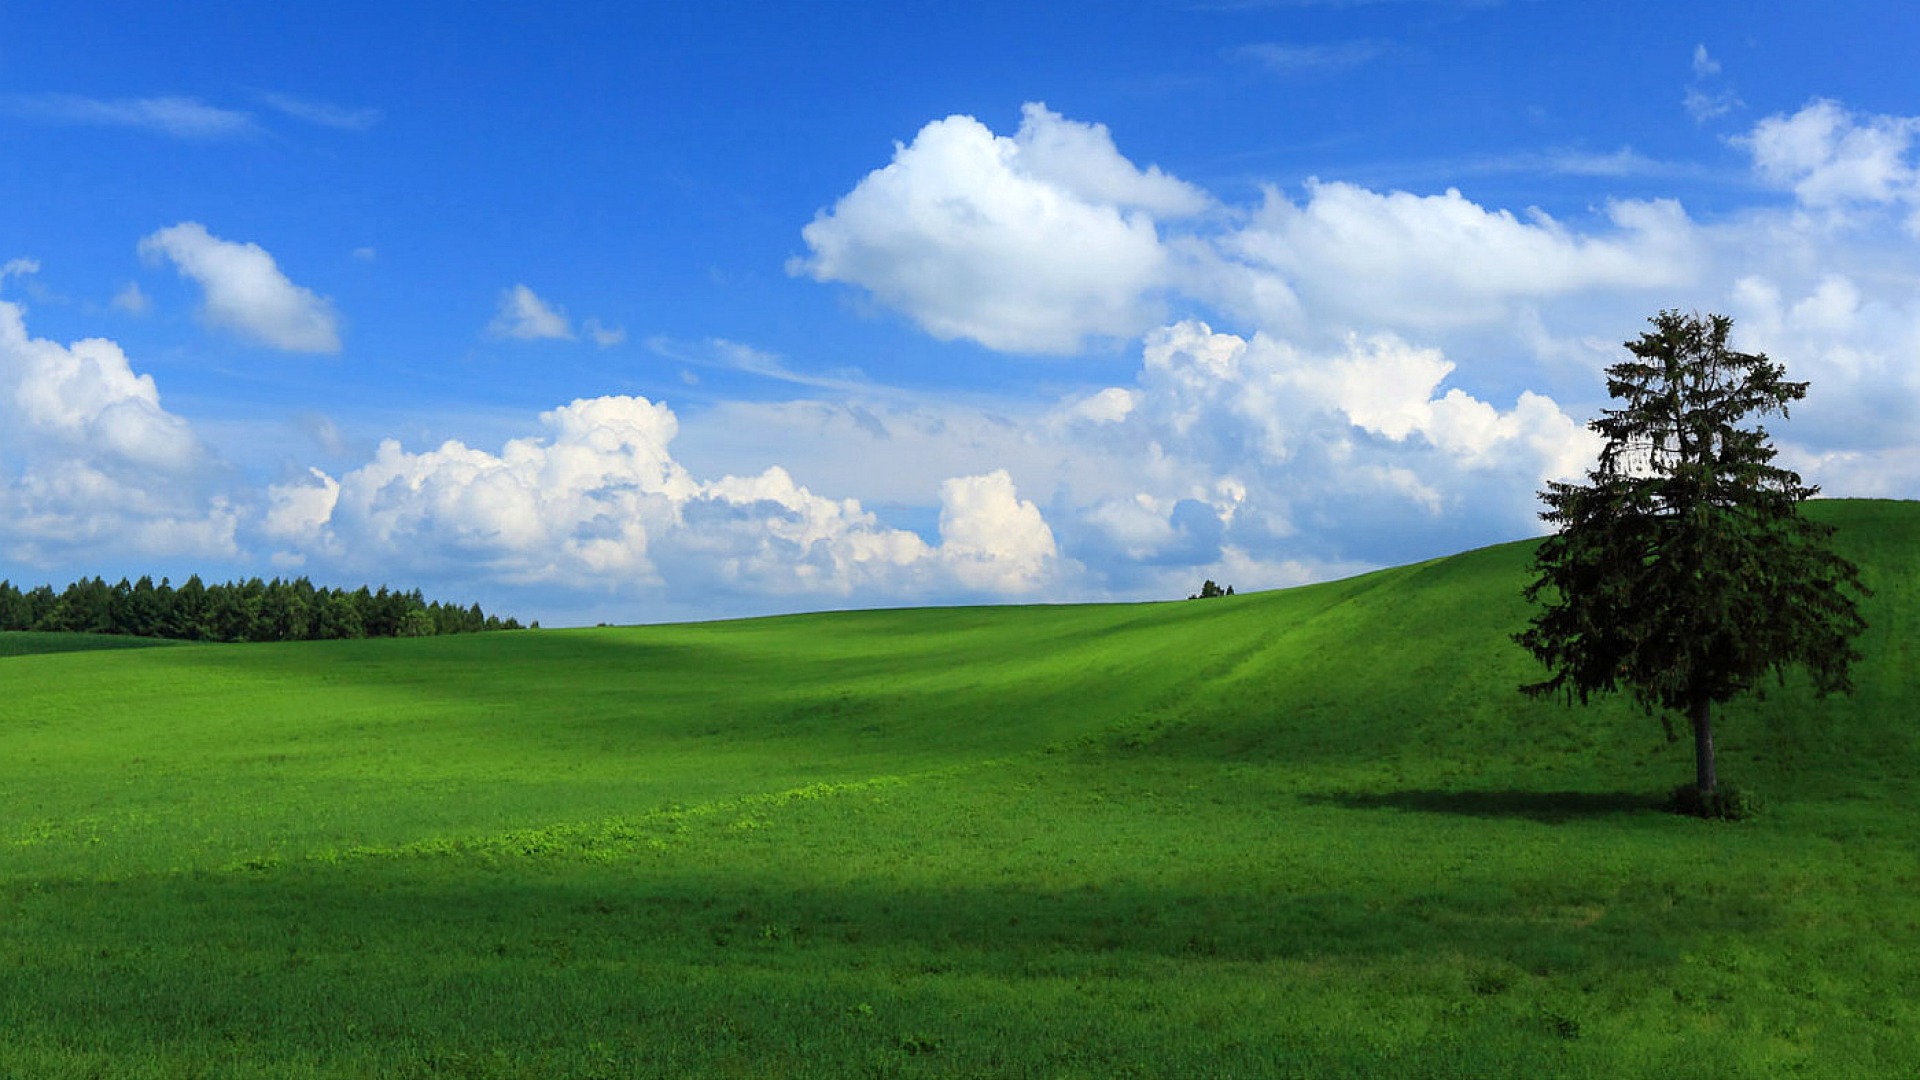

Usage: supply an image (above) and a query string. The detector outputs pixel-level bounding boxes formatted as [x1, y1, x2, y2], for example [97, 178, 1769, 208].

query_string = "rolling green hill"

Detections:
[2, 499, 1915, 1078]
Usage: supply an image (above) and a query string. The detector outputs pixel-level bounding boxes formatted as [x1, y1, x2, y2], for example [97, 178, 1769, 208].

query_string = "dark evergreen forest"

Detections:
[0, 575, 525, 643]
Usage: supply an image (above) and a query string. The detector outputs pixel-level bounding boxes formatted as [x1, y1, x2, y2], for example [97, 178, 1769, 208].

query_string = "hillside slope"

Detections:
[1127, 497, 1919, 802]
[3, 499, 1913, 874]
[1, 498, 1914, 1078]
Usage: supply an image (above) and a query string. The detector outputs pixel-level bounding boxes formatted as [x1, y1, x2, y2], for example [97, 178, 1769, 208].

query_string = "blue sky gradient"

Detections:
[3, 2, 1917, 624]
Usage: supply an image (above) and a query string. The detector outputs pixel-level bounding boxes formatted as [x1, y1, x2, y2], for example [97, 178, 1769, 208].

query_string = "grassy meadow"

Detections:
[2, 499, 1916, 1078]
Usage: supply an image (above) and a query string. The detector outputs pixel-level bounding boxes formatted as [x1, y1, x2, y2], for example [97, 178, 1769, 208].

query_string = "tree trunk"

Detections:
[1691, 692, 1716, 794]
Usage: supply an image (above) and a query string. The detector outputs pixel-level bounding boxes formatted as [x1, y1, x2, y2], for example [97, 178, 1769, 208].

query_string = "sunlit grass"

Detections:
[1, 500, 1914, 1077]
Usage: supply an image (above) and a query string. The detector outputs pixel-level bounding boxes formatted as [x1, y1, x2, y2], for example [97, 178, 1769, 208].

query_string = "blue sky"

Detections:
[2, 2, 1917, 624]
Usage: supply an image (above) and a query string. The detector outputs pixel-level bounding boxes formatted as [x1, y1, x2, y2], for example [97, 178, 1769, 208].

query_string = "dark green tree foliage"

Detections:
[0, 576, 523, 643]
[0, 583, 26, 630]
[1516, 311, 1868, 800]
[1189, 580, 1235, 600]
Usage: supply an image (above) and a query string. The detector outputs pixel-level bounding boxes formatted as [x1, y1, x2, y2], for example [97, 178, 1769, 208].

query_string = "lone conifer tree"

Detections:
[1516, 310, 1867, 805]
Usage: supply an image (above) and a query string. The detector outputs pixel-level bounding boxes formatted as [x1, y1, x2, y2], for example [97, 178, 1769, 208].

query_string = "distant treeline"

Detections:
[0, 575, 527, 643]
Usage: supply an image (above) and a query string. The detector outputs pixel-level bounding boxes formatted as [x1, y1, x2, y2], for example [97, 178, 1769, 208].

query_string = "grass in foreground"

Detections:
[0, 499, 1915, 1077]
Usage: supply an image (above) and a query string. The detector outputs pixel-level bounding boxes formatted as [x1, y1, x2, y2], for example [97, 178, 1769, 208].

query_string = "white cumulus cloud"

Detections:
[1009, 103, 1210, 217]
[797, 102, 1709, 368]
[1726, 273, 1920, 451]
[737, 95, 1920, 608]
[0, 298, 235, 563]
[271, 395, 1063, 603]
[0, 300, 198, 470]
[1211, 182, 1699, 334]
[793, 104, 1197, 354]
[1035, 319, 1600, 585]
[264, 467, 342, 543]
[1743, 99, 1920, 210]
[937, 470, 1059, 592]
[139, 223, 341, 352]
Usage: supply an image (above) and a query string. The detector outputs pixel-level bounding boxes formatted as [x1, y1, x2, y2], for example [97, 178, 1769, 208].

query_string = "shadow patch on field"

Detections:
[1303, 788, 1655, 822]
[0, 632, 180, 659]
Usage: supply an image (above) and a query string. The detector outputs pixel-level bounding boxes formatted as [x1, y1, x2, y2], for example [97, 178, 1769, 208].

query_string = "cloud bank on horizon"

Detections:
[1, 8, 1916, 624]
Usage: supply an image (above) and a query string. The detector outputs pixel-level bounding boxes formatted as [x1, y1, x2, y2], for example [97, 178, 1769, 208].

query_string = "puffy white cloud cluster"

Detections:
[1744, 99, 1920, 215]
[770, 102, 1691, 588]
[796, 101, 1697, 355]
[1209, 184, 1698, 336]
[767, 96, 1920, 599]
[1727, 273, 1920, 469]
[0, 297, 236, 564]
[670, 318, 1602, 603]
[266, 395, 1059, 600]
[937, 471, 1059, 592]
[139, 222, 341, 352]
[0, 254, 1063, 612]
[792, 103, 1207, 354]
[15, 90, 1920, 622]
[1037, 320, 1597, 590]
[1709, 100, 1920, 486]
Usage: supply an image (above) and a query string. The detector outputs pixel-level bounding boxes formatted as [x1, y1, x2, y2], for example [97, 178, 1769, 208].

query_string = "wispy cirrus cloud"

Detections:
[258, 92, 382, 131]
[1231, 40, 1391, 74]
[582, 318, 627, 348]
[1683, 44, 1742, 123]
[111, 282, 151, 315]
[1447, 146, 1697, 182]
[487, 286, 628, 347]
[646, 336, 868, 394]
[1197, 0, 1501, 9]
[0, 93, 257, 139]
[0, 90, 379, 139]
[0, 258, 40, 288]
[487, 285, 575, 341]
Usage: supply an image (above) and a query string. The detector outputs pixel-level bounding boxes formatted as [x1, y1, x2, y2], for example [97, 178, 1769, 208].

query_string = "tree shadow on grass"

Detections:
[1301, 788, 1657, 823]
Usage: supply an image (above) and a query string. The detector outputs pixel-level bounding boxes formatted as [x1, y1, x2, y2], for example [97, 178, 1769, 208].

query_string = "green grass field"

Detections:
[3, 499, 1915, 1078]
